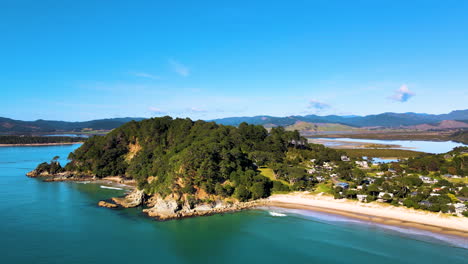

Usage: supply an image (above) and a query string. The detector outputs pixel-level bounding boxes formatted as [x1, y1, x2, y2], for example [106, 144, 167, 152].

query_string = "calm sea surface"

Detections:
[1, 145, 467, 264]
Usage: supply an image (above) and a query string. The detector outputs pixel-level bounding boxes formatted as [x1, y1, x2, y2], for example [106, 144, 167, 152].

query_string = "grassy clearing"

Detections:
[447, 177, 468, 184]
[342, 148, 424, 158]
[313, 182, 333, 194]
[258, 167, 290, 186]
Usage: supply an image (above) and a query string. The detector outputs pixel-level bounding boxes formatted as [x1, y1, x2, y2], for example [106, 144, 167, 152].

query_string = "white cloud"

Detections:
[389, 84, 415, 102]
[188, 107, 206, 113]
[307, 99, 331, 111]
[148, 106, 165, 115]
[134, 72, 160, 80]
[169, 59, 190, 77]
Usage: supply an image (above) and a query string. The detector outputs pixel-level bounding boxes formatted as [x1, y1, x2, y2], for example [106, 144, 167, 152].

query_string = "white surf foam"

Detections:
[100, 185, 123, 190]
[269, 211, 287, 217]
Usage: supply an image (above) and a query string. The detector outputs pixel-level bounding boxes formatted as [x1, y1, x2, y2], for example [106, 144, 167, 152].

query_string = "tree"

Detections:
[250, 182, 268, 199]
[382, 193, 392, 202]
[234, 185, 251, 202]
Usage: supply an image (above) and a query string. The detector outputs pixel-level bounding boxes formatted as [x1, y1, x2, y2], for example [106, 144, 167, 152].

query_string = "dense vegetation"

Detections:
[0, 136, 86, 144]
[331, 147, 468, 215]
[32, 117, 467, 216]
[55, 117, 340, 201]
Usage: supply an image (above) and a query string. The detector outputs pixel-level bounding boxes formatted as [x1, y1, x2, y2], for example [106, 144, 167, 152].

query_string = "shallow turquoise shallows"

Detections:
[0, 145, 467, 264]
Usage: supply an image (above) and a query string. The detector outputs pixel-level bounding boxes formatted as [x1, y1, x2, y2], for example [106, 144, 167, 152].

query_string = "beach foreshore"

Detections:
[267, 193, 468, 238]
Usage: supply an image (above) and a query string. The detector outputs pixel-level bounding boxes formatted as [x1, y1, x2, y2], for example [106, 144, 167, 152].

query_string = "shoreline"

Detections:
[307, 138, 413, 150]
[266, 193, 468, 238]
[0, 142, 83, 147]
[29, 173, 136, 189]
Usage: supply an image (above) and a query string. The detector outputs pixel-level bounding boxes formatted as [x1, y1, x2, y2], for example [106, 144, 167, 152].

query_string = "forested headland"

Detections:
[29, 116, 468, 219]
[0, 135, 86, 145]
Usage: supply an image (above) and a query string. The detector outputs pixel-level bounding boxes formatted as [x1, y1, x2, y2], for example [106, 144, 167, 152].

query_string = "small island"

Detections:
[27, 117, 468, 228]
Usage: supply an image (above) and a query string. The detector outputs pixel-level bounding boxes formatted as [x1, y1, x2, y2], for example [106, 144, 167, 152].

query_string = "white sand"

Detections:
[268, 192, 468, 234]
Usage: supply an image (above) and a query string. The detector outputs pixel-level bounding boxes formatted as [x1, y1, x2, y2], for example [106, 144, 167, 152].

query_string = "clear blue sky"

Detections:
[1, 0, 467, 121]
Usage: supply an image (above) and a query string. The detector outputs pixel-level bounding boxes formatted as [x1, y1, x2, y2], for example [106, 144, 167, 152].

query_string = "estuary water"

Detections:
[0, 145, 467, 264]
[311, 138, 466, 153]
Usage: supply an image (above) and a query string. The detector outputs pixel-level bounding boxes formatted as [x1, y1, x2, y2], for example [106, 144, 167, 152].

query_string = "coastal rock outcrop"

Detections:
[112, 189, 145, 208]
[98, 201, 118, 208]
[143, 194, 180, 219]
[143, 195, 263, 220]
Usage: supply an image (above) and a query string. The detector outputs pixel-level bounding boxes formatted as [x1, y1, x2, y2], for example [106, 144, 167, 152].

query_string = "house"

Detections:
[410, 191, 418, 197]
[388, 168, 396, 173]
[429, 193, 440, 197]
[376, 172, 384, 176]
[307, 168, 316, 174]
[316, 176, 325, 182]
[453, 203, 467, 214]
[355, 161, 369, 168]
[330, 173, 338, 178]
[323, 162, 333, 170]
[419, 200, 432, 207]
[432, 187, 443, 192]
[378, 192, 394, 199]
[336, 182, 349, 189]
[357, 194, 368, 202]
[457, 197, 468, 202]
[357, 185, 363, 190]
[419, 176, 438, 184]
[341, 155, 350, 162]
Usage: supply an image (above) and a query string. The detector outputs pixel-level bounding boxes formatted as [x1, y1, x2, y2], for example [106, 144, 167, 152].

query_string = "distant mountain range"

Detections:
[0, 117, 146, 133]
[1, 110, 467, 134]
[211, 110, 468, 128]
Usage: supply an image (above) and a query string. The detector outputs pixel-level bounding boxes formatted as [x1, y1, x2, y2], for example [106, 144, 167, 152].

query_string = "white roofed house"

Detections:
[355, 161, 368, 169]
[357, 194, 368, 202]
[419, 176, 438, 184]
[378, 192, 394, 202]
[341, 155, 350, 162]
[316, 176, 325, 182]
[453, 203, 467, 215]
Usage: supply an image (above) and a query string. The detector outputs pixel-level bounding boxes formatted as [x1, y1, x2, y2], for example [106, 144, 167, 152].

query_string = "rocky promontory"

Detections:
[143, 196, 262, 220]
[98, 201, 118, 208]
[96, 189, 265, 220]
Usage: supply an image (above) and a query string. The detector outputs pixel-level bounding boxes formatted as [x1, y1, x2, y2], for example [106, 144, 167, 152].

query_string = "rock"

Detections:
[142, 195, 264, 220]
[143, 194, 180, 218]
[193, 203, 213, 212]
[112, 189, 144, 208]
[98, 201, 118, 208]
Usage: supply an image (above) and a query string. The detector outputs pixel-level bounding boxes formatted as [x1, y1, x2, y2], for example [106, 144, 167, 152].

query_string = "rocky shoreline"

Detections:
[100, 189, 265, 220]
[26, 169, 265, 221]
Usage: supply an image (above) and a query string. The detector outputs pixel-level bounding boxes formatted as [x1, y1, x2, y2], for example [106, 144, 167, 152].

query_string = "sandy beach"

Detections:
[267, 193, 468, 238]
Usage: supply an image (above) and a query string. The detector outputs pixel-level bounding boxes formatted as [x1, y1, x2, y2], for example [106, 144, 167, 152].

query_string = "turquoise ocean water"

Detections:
[0, 145, 467, 264]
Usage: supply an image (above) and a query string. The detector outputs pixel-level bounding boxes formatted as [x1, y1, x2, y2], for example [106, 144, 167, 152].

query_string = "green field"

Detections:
[258, 167, 290, 186]
[312, 182, 333, 194]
